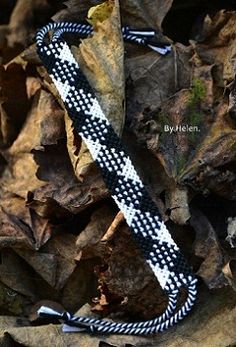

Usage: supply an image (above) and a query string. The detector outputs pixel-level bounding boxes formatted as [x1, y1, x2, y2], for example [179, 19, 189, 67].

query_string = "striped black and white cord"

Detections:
[35, 22, 197, 335]
[36, 21, 172, 55]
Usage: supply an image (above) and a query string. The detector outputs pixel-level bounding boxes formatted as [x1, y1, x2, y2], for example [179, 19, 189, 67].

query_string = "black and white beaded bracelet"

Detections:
[36, 22, 197, 335]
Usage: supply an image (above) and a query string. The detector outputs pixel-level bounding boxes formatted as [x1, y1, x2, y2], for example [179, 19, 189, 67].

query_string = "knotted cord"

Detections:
[36, 22, 197, 335]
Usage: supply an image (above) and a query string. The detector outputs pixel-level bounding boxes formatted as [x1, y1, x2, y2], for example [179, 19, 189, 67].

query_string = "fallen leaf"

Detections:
[179, 100, 236, 199]
[52, 0, 99, 23]
[40, 231, 78, 290]
[66, 0, 125, 179]
[193, 10, 236, 82]
[0, 195, 53, 250]
[62, 259, 100, 312]
[190, 207, 227, 289]
[7, 0, 55, 48]
[0, 249, 38, 300]
[165, 186, 190, 225]
[9, 89, 65, 155]
[0, 203, 36, 249]
[2, 154, 43, 199]
[14, 249, 57, 288]
[76, 204, 115, 254]
[93, 223, 167, 320]
[120, 0, 173, 30]
[27, 171, 108, 217]
[0, 280, 31, 317]
[126, 44, 192, 128]
[87, 1, 114, 26]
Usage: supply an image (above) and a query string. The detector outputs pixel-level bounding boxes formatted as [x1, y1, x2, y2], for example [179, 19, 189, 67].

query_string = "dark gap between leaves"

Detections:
[191, 192, 236, 239]
[61, 197, 118, 235]
[0, 0, 16, 25]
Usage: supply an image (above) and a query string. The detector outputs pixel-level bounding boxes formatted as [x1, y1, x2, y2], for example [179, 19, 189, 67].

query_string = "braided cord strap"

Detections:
[36, 22, 172, 55]
[36, 23, 197, 335]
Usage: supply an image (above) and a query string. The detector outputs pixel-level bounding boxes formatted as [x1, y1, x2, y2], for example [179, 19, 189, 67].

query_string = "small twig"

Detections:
[101, 211, 124, 242]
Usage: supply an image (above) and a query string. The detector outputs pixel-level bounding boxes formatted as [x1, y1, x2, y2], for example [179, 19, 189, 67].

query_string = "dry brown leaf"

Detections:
[0, 315, 29, 346]
[120, 0, 173, 30]
[126, 44, 192, 126]
[0, 80, 108, 218]
[193, 10, 236, 83]
[40, 231, 78, 290]
[62, 259, 99, 312]
[190, 207, 227, 289]
[55, 0, 173, 33]
[0, 205, 34, 249]
[2, 88, 65, 198]
[165, 186, 190, 225]
[228, 75, 236, 117]
[76, 204, 115, 254]
[77, 1, 124, 133]
[65, 0, 125, 179]
[65, 128, 95, 182]
[2, 153, 43, 199]
[142, 85, 209, 180]
[132, 80, 236, 201]
[0, 315, 29, 330]
[9, 89, 65, 155]
[93, 223, 166, 320]
[0, 51, 41, 145]
[0, 280, 31, 317]
[0, 195, 53, 250]
[7, 0, 54, 48]
[14, 249, 57, 288]
[180, 100, 236, 199]
[126, 11, 236, 208]
[27, 171, 108, 217]
[87, 1, 114, 25]
[0, 249, 38, 300]
[52, 0, 100, 23]
[128, 80, 208, 222]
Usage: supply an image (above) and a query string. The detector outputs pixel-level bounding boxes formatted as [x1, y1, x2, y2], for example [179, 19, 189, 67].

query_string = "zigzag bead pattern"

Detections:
[36, 22, 197, 335]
